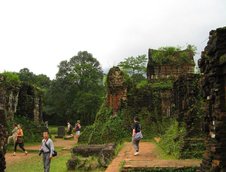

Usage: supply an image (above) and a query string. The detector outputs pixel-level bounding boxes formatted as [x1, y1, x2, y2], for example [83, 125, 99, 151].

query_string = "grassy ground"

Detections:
[6, 152, 71, 172]
[6, 126, 105, 172]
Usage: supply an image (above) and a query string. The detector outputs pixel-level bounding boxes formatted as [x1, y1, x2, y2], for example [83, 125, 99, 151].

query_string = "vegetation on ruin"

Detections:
[80, 105, 130, 144]
[0, 72, 20, 87]
[158, 120, 186, 158]
[151, 45, 196, 65]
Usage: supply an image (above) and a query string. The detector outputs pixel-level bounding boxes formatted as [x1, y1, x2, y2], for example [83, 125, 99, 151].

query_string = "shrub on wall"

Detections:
[158, 120, 186, 158]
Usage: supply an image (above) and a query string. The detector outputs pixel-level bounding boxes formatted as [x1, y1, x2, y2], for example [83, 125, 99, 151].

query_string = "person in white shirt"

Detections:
[40, 131, 54, 172]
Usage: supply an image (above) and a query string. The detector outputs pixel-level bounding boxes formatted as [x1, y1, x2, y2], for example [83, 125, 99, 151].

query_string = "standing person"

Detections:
[13, 124, 28, 156]
[40, 131, 54, 172]
[7, 124, 18, 145]
[74, 120, 81, 141]
[132, 116, 142, 156]
[67, 122, 73, 135]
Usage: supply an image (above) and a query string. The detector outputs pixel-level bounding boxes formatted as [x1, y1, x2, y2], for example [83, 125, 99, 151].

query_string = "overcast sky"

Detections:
[0, 0, 225, 79]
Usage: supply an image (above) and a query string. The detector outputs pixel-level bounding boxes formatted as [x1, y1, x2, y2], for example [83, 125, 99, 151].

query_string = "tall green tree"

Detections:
[45, 51, 104, 125]
[118, 55, 147, 84]
[18, 68, 51, 90]
[118, 55, 147, 76]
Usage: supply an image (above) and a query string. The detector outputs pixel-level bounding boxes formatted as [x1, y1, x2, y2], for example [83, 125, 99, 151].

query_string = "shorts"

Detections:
[76, 131, 80, 135]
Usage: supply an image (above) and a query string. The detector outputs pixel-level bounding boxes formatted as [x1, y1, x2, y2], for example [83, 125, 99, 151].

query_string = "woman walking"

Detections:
[13, 124, 28, 156]
[132, 116, 142, 156]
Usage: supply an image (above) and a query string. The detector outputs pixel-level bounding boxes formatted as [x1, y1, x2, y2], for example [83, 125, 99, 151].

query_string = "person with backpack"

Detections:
[7, 123, 18, 145]
[74, 120, 81, 141]
[40, 131, 55, 172]
[13, 124, 28, 156]
[132, 116, 143, 156]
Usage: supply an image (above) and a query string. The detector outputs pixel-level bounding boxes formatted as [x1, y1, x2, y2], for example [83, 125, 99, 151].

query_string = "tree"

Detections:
[45, 51, 105, 125]
[18, 68, 51, 90]
[118, 55, 147, 76]
[118, 55, 147, 84]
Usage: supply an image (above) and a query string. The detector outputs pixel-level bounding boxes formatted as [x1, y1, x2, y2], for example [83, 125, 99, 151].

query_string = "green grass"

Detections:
[152, 141, 177, 160]
[48, 125, 59, 135]
[6, 152, 71, 172]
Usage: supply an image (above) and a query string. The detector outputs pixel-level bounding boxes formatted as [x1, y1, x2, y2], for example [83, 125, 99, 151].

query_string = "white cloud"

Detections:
[0, 0, 225, 79]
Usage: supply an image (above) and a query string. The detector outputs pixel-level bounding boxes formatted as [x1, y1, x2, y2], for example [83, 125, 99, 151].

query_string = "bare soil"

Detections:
[5, 138, 76, 166]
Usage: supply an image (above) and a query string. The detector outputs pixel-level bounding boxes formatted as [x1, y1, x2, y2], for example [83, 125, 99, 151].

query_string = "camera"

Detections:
[39, 149, 43, 156]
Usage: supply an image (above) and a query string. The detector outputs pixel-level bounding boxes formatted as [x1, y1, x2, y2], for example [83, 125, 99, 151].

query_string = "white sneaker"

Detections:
[134, 152, 139, 156]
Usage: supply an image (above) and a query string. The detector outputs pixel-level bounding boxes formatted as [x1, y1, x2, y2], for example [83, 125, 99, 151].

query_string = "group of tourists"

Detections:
[7, 123, 28, 156]
[66, 120, 81, 141]
[7, 117, 141, 172]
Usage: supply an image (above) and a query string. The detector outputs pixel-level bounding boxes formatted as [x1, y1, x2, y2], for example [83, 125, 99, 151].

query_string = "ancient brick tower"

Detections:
[199, 27, 226, 171]
[0, 110, 7, 172]
[107, 67, 127, 115]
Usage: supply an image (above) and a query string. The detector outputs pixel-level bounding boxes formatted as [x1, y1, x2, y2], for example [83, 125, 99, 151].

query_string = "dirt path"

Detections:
[5, 138, 76, 166]
[105, 142, 201, 172]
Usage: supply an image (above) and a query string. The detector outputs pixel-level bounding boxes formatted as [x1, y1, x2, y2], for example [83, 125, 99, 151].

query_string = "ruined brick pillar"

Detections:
[0, 110, 7, 172]
[107, 67, 127, 116]
[199, 27, 226, 171]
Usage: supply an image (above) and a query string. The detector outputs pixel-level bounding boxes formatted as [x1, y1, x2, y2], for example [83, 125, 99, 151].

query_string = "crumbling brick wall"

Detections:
[106, 67, 127, 115]
[0, 110, 7, 172]
[199, 27, 226, 171]
[147, 49, 195, 81]
[0, 75, 42, 123]
[173, 74, 205, 158]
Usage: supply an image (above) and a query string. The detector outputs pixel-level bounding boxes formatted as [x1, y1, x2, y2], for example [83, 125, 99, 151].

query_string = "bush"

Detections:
[158, 120, 186, 158]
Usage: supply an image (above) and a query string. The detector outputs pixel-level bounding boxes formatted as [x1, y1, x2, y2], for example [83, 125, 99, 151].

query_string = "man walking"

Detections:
[40, 131, 54, 172]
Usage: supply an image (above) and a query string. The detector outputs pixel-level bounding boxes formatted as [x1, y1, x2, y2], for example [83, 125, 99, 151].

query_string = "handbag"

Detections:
[45, 141, 57, 157]
[17, 137, 23, 144]
[134, 131, 143, 141]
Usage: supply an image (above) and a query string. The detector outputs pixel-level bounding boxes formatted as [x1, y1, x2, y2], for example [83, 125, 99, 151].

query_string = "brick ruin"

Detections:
[173, 74, 205, 158]
[146, 47, 196, 117]
[199, 27, 226, 171]
[0, 76, 42, 123]
[147, 48, 195, 80]
[0, 110, 7, 172]
[106, 66, 127, 115]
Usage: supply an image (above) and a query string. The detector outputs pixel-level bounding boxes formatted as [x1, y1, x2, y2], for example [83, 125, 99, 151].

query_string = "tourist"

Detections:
[67, 121, 73, 135]
[132, 116, 142, 156]
[7, 123, 18, 145]
[13, 124, 28, 156]
[74, 120, 81, 141]
[40, 131, 54, 172]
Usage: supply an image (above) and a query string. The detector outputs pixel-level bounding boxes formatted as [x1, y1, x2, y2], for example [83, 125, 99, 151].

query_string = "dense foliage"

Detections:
[158, 120, 186, 158]
[79, 104, 130, 144]
[44, 51, 105, 125]
[118, 55, 147, 85]
[151, 45, 196, 65]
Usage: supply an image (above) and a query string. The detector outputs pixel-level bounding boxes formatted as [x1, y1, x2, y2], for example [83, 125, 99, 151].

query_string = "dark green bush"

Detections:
[158, 120, 186, 158]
